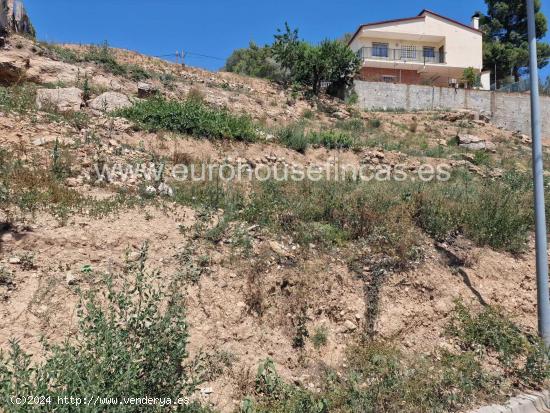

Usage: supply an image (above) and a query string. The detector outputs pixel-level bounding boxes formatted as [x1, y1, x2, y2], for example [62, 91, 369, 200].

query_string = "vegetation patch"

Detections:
[0, 247, 210, 413]
[242, 302, 548, 413]
[118, 98, 259, 142]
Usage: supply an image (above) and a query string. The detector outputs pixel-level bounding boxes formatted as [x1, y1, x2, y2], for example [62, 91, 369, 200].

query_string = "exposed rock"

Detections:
[137, 82, 157, 98]
[269, 241, 288, 257]
[0, 0, 35, 37]
[88, 92, 132, 112]
[8, 256, 20, 264]
[0, 56, 26, 84]
[457, 133, 496, 152]
[158, 182, 173, 197]
[144, 186, 157, 196]
[65, 272, 79, 286]
[36, 87, 83, 112]
[343, 320, 358, 331]
[332, 110, 350, 120]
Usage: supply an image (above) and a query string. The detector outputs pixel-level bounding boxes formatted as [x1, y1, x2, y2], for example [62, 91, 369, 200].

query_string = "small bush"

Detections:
[0, 245, 208, 413]
[309, 130, 355, 149]
[118, 98, 259, 142]
[0, 84, 37, 113]
[246, 342, 488, 413]
[447, 301, 550, 386]
[368, 118, 381, 129]
[277, 123, 309, 153]
[311, 326, 328, 349]
[334, 118, 365, 135]
[83, 42, 128, 76]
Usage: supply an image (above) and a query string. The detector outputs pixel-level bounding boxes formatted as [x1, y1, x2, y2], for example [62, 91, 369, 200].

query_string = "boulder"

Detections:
[36, 87, 83, 112]
[0, 56, 26, 84]
[89, 91, 132, 112]
[137, 82, 157, 98]
[457, 133, 496, 152]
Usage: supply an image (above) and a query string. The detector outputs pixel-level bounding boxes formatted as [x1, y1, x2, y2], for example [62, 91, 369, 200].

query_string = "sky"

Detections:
[23, 0, 550, 78]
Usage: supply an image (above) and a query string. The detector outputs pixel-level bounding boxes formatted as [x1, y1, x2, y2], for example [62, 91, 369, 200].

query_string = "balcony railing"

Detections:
[356, 47, 446, 64]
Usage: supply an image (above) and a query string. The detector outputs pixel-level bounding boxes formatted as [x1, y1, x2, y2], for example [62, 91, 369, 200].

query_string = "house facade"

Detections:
[348, 10, 488, 89]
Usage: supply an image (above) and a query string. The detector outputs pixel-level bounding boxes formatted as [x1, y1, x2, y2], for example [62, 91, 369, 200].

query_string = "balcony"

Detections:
[356, 46, 446, 65]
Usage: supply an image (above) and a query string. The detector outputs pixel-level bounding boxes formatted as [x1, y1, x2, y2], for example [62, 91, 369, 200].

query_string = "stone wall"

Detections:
[354, 80, 549, 137]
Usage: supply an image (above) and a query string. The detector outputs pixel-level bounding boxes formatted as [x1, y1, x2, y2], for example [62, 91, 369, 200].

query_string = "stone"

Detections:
[1, 232, 13, 242]
[332, 111, 349, 120]
[457, 133, 496, 152]
[200, 387, 213, 396]
[157, 182, 174, 197]
[269, 241, 288, 257]
[137, 82, 157, 98]
[65, 272, 79, 286]
[31, 135, 58, 146]
[343, 320, 358, 331]
[144, 186, 157, 196]
[8, 256, 20, 264]
[0, 56, 26, 83]
[36, 87, 83, 112]
[88, 92, 132, 112]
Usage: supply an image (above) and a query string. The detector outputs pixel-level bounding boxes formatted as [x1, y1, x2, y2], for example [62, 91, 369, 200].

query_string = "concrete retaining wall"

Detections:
[354, 80, 550, 137]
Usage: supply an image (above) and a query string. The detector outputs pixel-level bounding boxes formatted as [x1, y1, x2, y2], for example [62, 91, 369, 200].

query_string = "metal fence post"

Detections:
[527, 0, 550, 347]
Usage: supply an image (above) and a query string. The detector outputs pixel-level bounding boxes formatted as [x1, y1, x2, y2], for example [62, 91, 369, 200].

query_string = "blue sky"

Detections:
[24, 0, 550, 78]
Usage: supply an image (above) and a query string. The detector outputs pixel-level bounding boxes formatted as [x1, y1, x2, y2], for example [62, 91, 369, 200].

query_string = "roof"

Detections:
[347, 9, 482, 46]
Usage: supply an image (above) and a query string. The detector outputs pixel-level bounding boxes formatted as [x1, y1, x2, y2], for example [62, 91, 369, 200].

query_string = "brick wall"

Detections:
[357, 67, 421, 84]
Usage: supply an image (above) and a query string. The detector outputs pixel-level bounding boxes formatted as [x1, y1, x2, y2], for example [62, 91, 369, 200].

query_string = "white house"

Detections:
[348, 9, 490, 89]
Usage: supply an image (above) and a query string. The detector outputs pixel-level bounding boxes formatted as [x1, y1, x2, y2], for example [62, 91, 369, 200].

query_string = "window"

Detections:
[400, 45, 417, 60]
[423, 46, 435, 61]
[382, 75, 396, 83]
[372, 42, 389, 58]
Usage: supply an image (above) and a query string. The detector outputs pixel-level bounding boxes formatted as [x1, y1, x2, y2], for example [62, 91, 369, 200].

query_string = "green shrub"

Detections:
[0, 245, 209, 412]
[0, 84, 37, 113]
[309, 130, 355, 149]
[245, 343, 488, 413]
[311, 327, 328, 349]
[368, 118, 382, 129]
[277, 123, 309, 153]
[334, 118, 365, 135]
[118, 98, 259, 142]
[447, 301, 550, 386]
[40, 42, 80, 63]
[83, 42, 128, 76]
[224, 42, 285, 82]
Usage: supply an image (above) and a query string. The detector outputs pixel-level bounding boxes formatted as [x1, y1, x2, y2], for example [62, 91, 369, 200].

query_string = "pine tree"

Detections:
[479, 0, 550, 84]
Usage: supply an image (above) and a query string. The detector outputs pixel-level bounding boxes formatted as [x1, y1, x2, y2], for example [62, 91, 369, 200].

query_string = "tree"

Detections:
[479, 0, 550, 83]
[463, 67, 481, 89]
[272, 24, 361, 95]
[224, 42, 285, 82]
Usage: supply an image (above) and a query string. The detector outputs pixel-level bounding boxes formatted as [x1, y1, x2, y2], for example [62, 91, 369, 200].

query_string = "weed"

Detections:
[18, 253, 35, 271]
[292, 310, 309, 349]
[277, 123, 309, 153]
[302, 109, 314, 119]
[0, 84, 37, 114]
[118, 98, 258, 142]
[368, 118, 381, 129]
[447, 300, 550, 386]
[311, 326, 328, 349]
[0, 245, 209, 412]
[309, 130, 355, 150]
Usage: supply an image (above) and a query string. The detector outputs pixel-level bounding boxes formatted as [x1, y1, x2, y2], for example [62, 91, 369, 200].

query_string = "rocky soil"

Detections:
[0, 34, 547, 412]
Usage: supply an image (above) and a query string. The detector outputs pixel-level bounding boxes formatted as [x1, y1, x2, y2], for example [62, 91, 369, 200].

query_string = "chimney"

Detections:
[471, 14, 480, 30]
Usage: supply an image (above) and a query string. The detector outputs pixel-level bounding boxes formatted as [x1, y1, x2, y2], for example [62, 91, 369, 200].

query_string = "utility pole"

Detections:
[527, 0, 550, 347]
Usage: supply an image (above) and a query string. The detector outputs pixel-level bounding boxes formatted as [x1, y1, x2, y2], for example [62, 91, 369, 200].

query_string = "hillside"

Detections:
[0, 33, 548, 412]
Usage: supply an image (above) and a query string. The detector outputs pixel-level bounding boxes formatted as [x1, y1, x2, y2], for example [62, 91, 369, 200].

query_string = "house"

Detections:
[348, 9, 490, 89]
